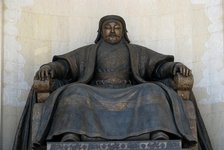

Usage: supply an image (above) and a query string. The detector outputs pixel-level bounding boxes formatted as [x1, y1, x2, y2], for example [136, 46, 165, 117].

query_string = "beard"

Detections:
[107, 34, 121, 41]
[102, 33, 123, 44]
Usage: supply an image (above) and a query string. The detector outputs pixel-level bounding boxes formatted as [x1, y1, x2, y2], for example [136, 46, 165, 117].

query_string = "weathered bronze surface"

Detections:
[13, 15, 213, 150]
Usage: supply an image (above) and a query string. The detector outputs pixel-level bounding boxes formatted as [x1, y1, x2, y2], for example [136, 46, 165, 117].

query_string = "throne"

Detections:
[32, 73, 197, 150]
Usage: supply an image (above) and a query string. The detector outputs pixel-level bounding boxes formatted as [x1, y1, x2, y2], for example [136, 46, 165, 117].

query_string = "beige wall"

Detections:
[0, 0, 3, 148]
[2, 0, 224, 149]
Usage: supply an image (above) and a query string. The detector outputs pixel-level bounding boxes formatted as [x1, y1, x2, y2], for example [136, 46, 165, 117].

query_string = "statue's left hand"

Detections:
[34, 65, 55, 81]
[173, 63, 192, 77]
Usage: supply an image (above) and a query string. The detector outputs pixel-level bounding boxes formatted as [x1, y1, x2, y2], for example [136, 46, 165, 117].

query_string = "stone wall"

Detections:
[1, 0, 224, 149]
[0, 0, 3, 148]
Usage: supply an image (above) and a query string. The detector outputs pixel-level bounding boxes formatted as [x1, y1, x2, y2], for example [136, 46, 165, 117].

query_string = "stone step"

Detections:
[47, 140, 188, 150]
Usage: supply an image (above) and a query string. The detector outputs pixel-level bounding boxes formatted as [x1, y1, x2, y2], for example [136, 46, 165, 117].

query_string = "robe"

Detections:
[13, 43, 213, 150]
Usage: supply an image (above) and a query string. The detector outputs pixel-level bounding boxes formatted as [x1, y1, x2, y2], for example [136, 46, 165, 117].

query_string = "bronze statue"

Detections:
[13, 15, 213, 150]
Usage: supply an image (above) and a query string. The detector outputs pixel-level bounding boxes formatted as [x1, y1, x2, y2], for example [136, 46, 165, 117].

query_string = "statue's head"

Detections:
[95, 15, 130, 44]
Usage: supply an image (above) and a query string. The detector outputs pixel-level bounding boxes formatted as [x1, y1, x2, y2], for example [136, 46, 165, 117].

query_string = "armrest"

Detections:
[33, 78, 71, 103]
[174, 73, 198, 149]
[174, 73, 194, 100]
[33, 79, 52, 103]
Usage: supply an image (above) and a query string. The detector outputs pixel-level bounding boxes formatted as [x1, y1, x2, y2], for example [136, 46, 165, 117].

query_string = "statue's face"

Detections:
[101, 20, 123, 44]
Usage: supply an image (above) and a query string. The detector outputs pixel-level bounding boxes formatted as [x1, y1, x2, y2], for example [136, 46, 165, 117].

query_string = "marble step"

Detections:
[47, 140, 188, 150]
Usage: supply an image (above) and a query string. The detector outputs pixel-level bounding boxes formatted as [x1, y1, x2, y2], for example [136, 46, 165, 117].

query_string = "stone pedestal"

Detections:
[47, 140, 188, 150]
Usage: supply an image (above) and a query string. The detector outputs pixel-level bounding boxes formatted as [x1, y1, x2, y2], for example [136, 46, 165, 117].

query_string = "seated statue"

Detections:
[13, 15, 213, 150]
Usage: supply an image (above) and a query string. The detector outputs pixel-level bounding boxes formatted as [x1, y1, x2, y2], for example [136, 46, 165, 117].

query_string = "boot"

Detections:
[61, 133, 80, 142]
[151, 131, 169, 140]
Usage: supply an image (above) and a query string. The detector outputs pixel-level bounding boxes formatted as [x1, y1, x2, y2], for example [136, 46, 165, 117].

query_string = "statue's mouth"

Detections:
[109, 36, 117, 39]
[108, 33, 120, 37]
[109, 35, 117, 37]
[108, 35, 120, 39]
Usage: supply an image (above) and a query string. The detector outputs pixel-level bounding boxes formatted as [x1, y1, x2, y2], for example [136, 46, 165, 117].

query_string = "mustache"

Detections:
[108, 33, 120, 37]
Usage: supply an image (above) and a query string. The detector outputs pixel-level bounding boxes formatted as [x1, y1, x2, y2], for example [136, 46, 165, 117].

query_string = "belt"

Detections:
[95, 78, 132, 86]
[95, 71, 130, 80]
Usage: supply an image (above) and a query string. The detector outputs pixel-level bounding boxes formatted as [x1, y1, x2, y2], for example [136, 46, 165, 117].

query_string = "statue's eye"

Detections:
[115, 26, 121, 29]
[104, 25, 111, 29]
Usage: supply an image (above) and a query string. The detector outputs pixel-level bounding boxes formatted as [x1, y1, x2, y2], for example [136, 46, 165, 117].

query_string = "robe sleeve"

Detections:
[41, 60, 70, 80]
[53, 51, 79, 81]
[144, 48, 174, 80]
[153, 62, 178, 79]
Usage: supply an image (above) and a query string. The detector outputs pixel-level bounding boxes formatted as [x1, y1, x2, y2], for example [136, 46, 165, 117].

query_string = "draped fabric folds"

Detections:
[13, 43, 213, 150]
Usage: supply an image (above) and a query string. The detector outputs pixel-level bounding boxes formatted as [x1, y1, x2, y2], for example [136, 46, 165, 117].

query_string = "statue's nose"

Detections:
[111, 27, 115, 33]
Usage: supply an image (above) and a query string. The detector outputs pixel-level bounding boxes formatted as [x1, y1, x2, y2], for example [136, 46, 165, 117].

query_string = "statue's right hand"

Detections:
[34, 65, 55, 81]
